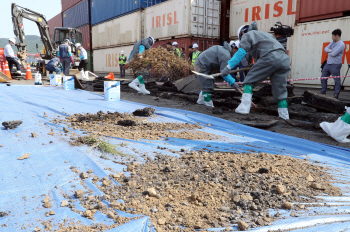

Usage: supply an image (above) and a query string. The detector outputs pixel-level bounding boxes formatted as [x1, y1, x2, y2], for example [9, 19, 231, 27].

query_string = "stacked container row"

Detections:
[92, 0, 222, 73]
[63, 0, 90, 28]
[61, 0, 83, 12]
[47, 13, 63, 39]
[90, 0, 168, 26]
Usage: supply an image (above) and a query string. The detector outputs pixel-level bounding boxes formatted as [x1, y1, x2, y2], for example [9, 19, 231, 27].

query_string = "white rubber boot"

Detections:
[129, 78, 141, 92]
[139, 84, 150, 95]
[197, 91, 205, 105]
[79, 69, 89, 81]
[278, 108, 290, 120]
[203, 92, 214, 107]
[235, 93, 252, 114]
[278, 100, 289, 120]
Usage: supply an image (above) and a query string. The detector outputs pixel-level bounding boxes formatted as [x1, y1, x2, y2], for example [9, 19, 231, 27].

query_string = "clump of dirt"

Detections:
[53, 110, 220, 141]
[96, 152, 341, 231]
[133, 107, 155, 117]
[2, 120, 23, 129]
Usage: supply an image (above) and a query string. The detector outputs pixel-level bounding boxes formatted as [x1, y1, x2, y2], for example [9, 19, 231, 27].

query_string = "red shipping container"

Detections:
[153, 37, 220, 59]
[61, 0, 83, 12]
[47, 13, 63, 40]
[77, 24, 92, 51]
[296, 0, 350, 23]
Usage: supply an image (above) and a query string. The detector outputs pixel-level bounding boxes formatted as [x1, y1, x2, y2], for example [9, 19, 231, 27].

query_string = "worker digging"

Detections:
[193, 41, 240, 107]
[2, 1, 350, 231]
[223, 22, 291, 119]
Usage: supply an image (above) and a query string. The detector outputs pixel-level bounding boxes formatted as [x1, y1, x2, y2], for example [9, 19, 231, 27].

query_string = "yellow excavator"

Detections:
[11, 3, 83, 76]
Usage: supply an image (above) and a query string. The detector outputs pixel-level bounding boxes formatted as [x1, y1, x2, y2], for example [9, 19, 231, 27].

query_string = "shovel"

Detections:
[192, 67, 251, 80]
[192, 68, 257, 108]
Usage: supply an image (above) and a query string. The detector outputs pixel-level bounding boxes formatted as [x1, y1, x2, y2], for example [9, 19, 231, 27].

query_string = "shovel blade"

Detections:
[192, 71, 215, 79]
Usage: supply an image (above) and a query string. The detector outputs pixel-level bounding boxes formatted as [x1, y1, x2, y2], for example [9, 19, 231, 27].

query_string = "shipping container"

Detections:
[153, 37, 220, 58]
[62, 0, 83, 12]
[93, 45, 134, 74]
[144, 0, 221, 40]
[48, 13, 63, 40]
[229, 0, 297, 38]
[90, 0, 167, 26]
[63, 0, 90, 28]
[290, 17, 350, 88]
[296, 0, 350, 23]
[92, 11, 142, 49]
[77, 24, 92, 51]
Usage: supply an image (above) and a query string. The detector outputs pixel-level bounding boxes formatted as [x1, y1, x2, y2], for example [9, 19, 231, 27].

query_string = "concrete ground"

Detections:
[2, 73, 350, 149]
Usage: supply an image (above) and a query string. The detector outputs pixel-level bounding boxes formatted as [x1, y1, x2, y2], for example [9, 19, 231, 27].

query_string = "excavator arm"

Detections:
[11, 3, 56, 67]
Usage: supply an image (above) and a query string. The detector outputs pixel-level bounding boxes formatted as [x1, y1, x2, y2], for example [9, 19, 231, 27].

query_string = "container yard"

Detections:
[1, 0, 350, 231]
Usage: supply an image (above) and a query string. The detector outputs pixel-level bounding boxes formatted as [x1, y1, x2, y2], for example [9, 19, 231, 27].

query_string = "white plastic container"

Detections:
[63, 76, 75, 90]
[34, 72, 42, 85]
[49, 74, 61, 86]
[104, 81, 120, 101]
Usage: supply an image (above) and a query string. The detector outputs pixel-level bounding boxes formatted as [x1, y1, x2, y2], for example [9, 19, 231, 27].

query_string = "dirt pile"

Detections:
[128, 47, 193, 81]
[53, 108, 220, 141]
[92, 151, 341, 231]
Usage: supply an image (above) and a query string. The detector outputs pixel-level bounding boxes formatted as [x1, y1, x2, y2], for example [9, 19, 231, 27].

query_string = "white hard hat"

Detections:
[238, 24, 249, 40]
[75, 43, 81, 48]
[193, 43, 199, 48]
[121, 51, 124, 54]
[234, 40, 240, 48]
[172, 42, 178, 46]
[9, 38, 16, 44]
[149, 37, 155, 47]
[229, 40, 235, 46]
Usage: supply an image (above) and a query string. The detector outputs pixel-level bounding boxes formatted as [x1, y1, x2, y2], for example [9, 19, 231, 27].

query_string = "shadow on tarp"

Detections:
[0, 85, 350, 231]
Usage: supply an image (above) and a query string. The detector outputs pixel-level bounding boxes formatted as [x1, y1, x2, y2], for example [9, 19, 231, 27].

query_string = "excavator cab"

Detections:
[53, 27, 83, 57]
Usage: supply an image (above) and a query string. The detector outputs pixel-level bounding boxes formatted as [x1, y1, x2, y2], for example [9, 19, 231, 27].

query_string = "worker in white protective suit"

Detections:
[75, 43, 89, 81]
[194, 41, 240, 107]
[222, 22, 291, 119]
[128, 37, 155, 94]
[320, 105, 350, 143]
[4, 38, 21, 74]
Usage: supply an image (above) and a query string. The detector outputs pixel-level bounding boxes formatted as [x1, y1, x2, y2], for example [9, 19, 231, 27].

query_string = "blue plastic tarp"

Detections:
[0, 85, 350, 232]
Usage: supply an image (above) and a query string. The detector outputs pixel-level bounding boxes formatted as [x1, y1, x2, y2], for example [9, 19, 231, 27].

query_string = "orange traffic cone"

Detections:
[4, 62, 12, 79]
[105, 72, 114, 80]
[25, 63, 33, 80]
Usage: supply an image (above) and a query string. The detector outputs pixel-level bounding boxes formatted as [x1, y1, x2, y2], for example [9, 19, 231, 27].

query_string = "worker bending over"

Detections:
[194, 41, 239, 107]
[222, 22, 291, 119]
[75, 43, 89, 81]
[128, 37, 155, 94]
[5, 38, 21, 74]
[58, 39, 74, 76]
[45, 58, 62, 74]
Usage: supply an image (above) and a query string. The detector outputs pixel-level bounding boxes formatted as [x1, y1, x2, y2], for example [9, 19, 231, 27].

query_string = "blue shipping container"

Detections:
[63, 0, 90, 28]
[90, 0, 167, 26]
